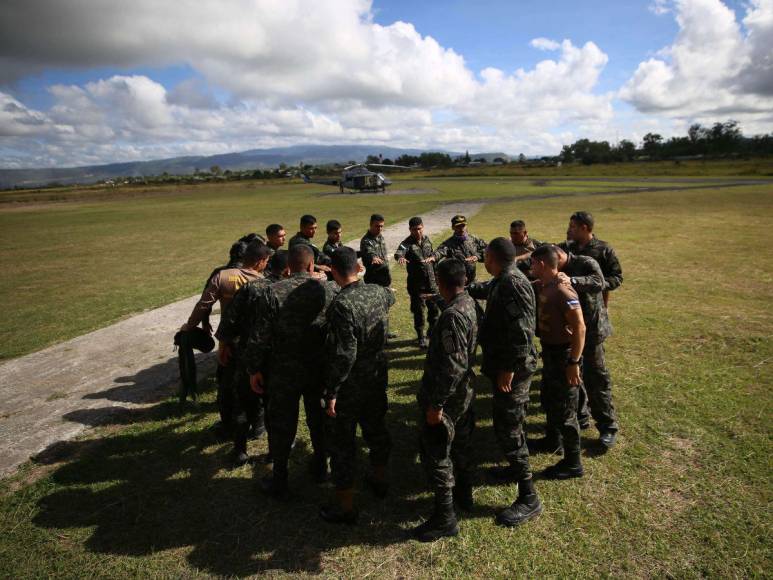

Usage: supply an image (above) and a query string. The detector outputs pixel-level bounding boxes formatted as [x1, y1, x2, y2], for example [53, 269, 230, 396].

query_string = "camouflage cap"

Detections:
[451, 214, 467, 227]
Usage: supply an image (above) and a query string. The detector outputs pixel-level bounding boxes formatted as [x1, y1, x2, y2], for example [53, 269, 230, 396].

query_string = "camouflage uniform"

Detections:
[560, 238, 622, 435]
[216, 275, 274, 456]
[561, 252, 619, 433]
[434, 233, 487, 283]
[244, 273, 339, 481]
[394, 235, 439, 336]
[468, 263, 537, 479]
[289, 232, 329, 266]
[322, 240, 343, 281]
[360, 232, 391, 287]
[324, 281, 395, 490]
[513, 236, 545, 257]
[417, 291, 479, 493]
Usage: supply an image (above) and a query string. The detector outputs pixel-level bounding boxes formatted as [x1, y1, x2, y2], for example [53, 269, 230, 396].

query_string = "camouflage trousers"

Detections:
[216, 362, 235, 428]
[409, 291, 439, 334]
[329, 387, 391, 490]
[577, 341, 619, 433]
[490, 369, 533, 481]
[541, 345, 581, 456]
[231, 365, 265, 455]
[418, 394, 475, 492]
[267, 371, 326, 478]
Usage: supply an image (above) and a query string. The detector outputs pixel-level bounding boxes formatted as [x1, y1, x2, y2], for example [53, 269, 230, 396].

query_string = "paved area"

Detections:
[0, 201, 484, 478]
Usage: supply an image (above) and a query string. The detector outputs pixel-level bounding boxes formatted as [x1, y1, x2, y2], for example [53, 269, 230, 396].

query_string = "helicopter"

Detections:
[301, 163, 410, 193]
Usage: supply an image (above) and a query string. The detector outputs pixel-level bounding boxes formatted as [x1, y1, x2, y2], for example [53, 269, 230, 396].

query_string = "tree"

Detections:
[642, 133, 663, 158]
[365, 154, 381, 165]
[463, 150, 471, 164]
[518, 153, 526, 163]
[210, 165, 222, 175]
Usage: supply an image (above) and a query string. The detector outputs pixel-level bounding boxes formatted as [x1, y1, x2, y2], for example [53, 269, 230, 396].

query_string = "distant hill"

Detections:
[0, 145, 508, 189]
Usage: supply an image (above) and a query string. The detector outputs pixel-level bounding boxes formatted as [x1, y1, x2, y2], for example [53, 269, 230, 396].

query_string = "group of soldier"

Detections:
[178, 208, 622, 542]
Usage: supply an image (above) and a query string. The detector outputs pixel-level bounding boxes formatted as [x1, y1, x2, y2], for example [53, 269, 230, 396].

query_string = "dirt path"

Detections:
[0, 201, 484, 478]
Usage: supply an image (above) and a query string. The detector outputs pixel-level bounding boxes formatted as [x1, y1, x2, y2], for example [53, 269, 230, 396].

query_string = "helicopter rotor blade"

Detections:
[364, 163, 412, 169]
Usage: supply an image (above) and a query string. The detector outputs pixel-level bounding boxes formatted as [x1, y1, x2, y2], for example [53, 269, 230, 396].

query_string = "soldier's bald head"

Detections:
[288, 244, 314, 271]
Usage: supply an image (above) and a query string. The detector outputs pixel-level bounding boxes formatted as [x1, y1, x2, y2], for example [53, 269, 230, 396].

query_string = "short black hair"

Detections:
[486, 237, 517, 263]
[331, 246, 359, 276]
[370, 213, 385, 223]
[570, 211, 594, 231]
[326, 219, 341, 232]
[239, 233, 261, 244]
[408, 216, 423, 228]
[437, 258, 466, 288]
[229, 241, 248, 261]
[531, 244, 559, 268]
[510, 220, 526, 229]
[266, 223, 284, 236]
[300, 214, 317, 226]
[270, 249, 289, 273]
[288, 244, 314, 270]
[243, 239, 271, 264]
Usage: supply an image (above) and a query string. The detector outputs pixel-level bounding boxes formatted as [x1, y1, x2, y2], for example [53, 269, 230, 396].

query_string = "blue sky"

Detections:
[0, 0, 770, 168]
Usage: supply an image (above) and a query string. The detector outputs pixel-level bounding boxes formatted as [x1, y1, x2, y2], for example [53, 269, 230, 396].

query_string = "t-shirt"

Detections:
[187, 267, 261, 327]
[537, 278, 582, 345]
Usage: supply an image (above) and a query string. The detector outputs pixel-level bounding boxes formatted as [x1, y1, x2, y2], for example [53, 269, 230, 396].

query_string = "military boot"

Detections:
[417, 330, 428, 349]
[543, 450, 584, 480]
[308, 453, 329, 484]
[452, 475, 474, 512]
[495, 477, 543, 527]
[364, 464, 389, 498]
[319, 489, 359, 524]
[411, 489, 459, 542]
[260, 464, 289, 497]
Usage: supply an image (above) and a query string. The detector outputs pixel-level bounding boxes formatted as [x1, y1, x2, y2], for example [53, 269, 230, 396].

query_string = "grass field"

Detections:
[0, 175, 771, 577]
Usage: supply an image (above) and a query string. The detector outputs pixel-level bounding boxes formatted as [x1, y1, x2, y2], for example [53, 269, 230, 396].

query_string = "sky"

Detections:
[0, 0, 771, 168]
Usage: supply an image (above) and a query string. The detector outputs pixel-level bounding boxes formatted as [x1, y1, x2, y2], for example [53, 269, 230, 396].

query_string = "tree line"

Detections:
[559, 121, 773, 165]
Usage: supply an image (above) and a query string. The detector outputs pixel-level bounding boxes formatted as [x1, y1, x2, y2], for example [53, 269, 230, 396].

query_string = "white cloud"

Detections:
[620, 0, 773, 132]
[649, 0, 672, 15]
[530, 37, 561, 51]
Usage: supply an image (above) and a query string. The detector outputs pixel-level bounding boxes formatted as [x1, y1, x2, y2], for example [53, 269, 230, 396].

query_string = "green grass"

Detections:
[0, 182, 771, 577]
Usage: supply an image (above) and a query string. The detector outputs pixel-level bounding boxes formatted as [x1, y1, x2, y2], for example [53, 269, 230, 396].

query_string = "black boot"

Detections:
[319, 489, 358, 524]
[260, 464, 289, 497]
[364, 464, 389, 498]
[543, 450, 584, 480]
[232, 428, 249, 467]
[417, 329, 428, 349]
[453, 475, 474, 512]
[527, 430, 563, 455]
[308, 453, 329, 484]
[411, 489, 459, 542]
[495, 477, 543, 527]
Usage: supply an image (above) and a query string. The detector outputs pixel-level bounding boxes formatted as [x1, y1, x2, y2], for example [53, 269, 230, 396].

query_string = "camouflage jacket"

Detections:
[360, 232, 390, 284]
[559, 236, 623, 291]
[324, 281, 395, 402]
[561, 253, 612, 343]
[289, 232, 329, 265]
[434, 233, 487, 283]
[513, 236, 545, 257]
[322, 240, 343, 260]
[244, 273, 338, 374]
[467, 263, 537, 378]
[215, 275, 273, 348]
[394, 235, 437, 294]
[419, 291, 479, 416]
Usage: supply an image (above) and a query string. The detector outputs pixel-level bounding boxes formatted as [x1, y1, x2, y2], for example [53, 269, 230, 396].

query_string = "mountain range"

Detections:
[0, 145, 511, 189]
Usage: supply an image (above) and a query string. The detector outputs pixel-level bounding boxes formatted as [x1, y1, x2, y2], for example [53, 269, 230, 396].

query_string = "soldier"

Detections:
[289, 214, 332, 275]
[395, 217, 439, 348]
[359, 213, 391, 287]
[467, 237, 542, 527]
[319, 247, 395, 524]
[181, 239, 264, 436]
[264, 249, 289, 283]
[559, 211, 622, 449]
[215, 242, 274, 465]
[432, 214, 486, 284]
[265, 223, 286, 255]
[509, 220, 545, 259]
[322, 219, 344, 260]
[412, 259, 479, 542]
[530, 245, 586, 479]
[245, 245, 338, 495]
[556, 247, 620, 448]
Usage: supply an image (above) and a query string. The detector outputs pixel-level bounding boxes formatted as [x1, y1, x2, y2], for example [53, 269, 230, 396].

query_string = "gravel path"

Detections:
[0, 201, 484, 478]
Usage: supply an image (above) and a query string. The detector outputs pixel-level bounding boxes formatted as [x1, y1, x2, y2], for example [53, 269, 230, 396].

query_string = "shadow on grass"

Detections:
[28, 349, 585, 575]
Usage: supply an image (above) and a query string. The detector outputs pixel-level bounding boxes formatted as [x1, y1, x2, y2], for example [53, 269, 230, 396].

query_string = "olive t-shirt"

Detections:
[537, 279, 582, 345]
[187, 267, 261, 327]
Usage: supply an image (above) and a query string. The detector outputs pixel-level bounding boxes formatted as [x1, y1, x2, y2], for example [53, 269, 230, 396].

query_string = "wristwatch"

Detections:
[567, 356, 582, 366]
[570, 277, 578, 286]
